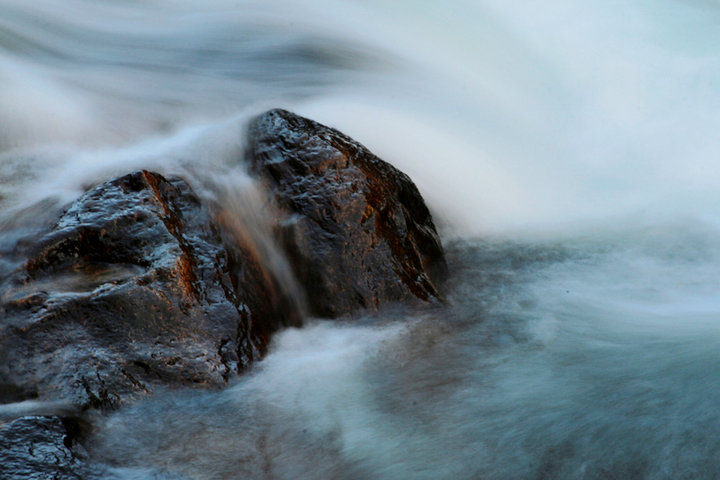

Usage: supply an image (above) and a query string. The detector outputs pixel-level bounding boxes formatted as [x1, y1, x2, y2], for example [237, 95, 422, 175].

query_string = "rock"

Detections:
[0, 170, 299, 410]
[245, 109, 447, 318]
[0, 415, 100, 479]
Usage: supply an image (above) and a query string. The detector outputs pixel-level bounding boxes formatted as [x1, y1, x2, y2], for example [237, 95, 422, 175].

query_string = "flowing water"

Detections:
[3, 0, 720, 478]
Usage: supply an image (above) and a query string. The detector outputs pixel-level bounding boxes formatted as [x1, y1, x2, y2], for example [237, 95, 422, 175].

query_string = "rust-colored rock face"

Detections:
[0, 170, 298, 409]
[245, 109, 447, 318]
[0, 109, 446, 415]
[0, 111, 449, 479]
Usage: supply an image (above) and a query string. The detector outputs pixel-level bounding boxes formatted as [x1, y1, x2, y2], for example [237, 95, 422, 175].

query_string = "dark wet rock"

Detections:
[245, 109, 447, 318]
[0, 170, 299, 410]
[0, 416, 101, 480]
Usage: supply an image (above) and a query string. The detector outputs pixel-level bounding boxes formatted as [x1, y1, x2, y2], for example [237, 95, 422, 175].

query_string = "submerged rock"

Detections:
[245, 109, 447, 318]
[0, 170, 299, 409]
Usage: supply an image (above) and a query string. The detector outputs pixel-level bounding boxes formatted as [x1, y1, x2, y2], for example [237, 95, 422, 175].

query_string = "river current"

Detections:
[2, 1, 720, 478]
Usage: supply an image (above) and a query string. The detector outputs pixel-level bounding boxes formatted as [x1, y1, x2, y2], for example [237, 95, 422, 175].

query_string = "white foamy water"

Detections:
[3, 0, 720, 478]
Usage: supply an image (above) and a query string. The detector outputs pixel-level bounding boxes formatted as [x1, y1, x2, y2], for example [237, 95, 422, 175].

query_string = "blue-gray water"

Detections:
[2, 1, 720, 478]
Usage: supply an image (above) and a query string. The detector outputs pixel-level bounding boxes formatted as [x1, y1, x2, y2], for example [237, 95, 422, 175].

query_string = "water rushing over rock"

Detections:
[0, 169, 304, 410]
[246, 109, 447, 318]
[3, 1, 720, 478]
[0, 111, 447, 478]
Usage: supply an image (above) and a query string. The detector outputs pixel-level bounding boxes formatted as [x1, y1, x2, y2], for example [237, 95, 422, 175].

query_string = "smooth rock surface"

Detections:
[0, 170, 299, 410]
[245, 109, 447, 318]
